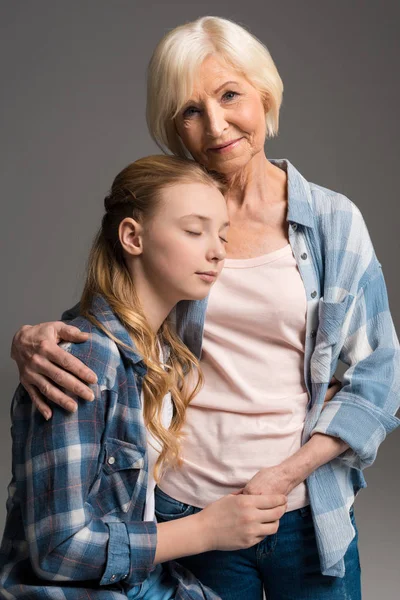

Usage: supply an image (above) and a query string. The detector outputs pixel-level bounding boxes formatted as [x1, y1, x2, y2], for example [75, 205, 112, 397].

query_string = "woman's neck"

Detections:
[224, 151, 287, 219]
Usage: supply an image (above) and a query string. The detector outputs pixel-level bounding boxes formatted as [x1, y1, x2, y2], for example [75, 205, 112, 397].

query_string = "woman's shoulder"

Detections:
[309, 181, 361, 217]
[59, 315, 130, 391]
[308, 181, 373, 242]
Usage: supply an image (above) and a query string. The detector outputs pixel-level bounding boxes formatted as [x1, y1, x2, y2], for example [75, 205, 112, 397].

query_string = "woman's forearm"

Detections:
[280, 433, 349, 493]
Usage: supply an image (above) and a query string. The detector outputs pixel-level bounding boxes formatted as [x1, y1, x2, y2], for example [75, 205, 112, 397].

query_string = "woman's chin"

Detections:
[207, 154, 253, 178]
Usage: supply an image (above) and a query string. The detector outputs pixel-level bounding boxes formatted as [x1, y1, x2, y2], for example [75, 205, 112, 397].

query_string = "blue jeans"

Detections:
[126, 564, 176, 599]
[155, 487, 361, 600]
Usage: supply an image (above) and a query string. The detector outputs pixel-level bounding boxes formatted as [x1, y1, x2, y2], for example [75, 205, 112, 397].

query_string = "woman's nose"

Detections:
[204, 105, 228, 138]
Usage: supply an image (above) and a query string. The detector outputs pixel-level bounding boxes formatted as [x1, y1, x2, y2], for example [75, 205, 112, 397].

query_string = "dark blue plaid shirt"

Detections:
[0, 295, 220, 599]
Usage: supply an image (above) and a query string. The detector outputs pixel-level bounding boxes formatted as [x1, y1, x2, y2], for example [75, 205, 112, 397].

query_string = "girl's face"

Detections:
[174, 55, 267, 177]
[135, 182, 229, 304]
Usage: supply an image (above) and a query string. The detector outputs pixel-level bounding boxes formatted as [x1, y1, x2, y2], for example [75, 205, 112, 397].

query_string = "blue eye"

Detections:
[183, 106, 200, 118]
[222, 91, 238, 101]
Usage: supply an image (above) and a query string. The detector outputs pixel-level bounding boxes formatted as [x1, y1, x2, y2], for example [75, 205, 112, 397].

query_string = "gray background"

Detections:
[1, 1, 399, 597]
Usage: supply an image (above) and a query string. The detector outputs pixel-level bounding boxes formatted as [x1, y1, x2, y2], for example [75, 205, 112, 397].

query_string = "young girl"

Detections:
[0, 155, 287, 599]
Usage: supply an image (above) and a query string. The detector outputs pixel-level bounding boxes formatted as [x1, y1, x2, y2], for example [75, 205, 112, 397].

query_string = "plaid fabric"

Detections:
[173, 159, 400, 577]
[0, 296, 220, 599]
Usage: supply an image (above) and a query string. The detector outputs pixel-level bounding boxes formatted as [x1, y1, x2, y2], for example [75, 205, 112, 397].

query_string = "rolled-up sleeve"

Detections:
[311, 267, 400, 469]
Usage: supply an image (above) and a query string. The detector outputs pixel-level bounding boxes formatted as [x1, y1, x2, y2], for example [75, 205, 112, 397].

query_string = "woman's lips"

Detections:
[207, 138, 243, 154]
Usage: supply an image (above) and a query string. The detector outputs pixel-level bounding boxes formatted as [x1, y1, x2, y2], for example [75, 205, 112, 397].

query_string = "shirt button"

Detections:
[310, 330, 316, 338]
[110, 574, 116, 581]
[291, 223, 298, 231]
[311, 291, 317, 299]
[301, 252, 307, 260]
[108, 456, 115, 465]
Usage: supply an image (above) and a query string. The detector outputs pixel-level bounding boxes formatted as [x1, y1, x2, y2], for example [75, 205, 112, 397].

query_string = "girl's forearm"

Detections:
[280, 433, 349, 493]
[154, 512, 210, 564]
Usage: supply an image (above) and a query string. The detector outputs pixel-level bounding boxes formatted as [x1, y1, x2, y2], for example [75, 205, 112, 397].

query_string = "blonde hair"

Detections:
[81, 155, 225, 480]
[147, 16, 284, 158]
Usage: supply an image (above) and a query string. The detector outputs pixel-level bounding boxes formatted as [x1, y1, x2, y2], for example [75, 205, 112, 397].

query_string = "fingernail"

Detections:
[44, 411, 51, 421]
[89, 374, 97, 384]
[68, 403, 77, 412]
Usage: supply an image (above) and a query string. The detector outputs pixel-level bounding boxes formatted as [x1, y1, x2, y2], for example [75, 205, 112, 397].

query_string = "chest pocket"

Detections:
[91, 438, 145, 517]
[311, 295, 353, 383]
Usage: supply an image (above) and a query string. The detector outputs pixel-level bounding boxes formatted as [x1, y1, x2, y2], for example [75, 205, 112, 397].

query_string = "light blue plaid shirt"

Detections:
[173, 159, 400, 577]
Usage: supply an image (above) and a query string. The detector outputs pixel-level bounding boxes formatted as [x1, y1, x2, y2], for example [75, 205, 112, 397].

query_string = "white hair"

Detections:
[147, 16, 284, 158]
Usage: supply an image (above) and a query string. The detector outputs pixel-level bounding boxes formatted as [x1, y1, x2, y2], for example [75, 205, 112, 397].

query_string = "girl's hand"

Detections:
[11, 322, 97, 419]
[199, 493, 287, 551]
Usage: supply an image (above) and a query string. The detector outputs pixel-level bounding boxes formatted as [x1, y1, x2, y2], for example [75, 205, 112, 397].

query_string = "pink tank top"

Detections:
[159, 244, 309, 512]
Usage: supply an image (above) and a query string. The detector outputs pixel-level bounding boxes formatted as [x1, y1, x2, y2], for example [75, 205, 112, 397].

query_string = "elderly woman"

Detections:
[10, 16, 400, 600]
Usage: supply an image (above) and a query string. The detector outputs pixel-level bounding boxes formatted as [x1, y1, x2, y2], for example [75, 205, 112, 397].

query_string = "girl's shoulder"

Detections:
[59, 315, 134, 392]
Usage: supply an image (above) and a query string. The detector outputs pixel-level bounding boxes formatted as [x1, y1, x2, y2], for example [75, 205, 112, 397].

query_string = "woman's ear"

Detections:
[261, 91, 270, 114]
[119, 217, 144, 256]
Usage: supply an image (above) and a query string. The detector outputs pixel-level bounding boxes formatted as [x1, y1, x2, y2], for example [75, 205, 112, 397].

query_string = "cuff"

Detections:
[311, 396, 400, 469]
[100, 521, 130, 585]
[126, 520, 158, 586]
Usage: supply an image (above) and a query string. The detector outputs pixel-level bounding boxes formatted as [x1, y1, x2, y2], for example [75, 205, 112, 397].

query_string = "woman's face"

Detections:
[131, 182, 229, 304]
[175, 55, 267, 177]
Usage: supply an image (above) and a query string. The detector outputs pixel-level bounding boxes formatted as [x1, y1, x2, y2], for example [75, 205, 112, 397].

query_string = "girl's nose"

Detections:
[207, 239, 226, 262]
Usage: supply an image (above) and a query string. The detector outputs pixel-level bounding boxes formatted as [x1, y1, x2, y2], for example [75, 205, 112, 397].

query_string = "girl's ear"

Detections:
[119, 217, 144, 256]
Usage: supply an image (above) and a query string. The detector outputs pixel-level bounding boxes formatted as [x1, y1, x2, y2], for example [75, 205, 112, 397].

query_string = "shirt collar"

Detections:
[269, 158, 315, 229]
[89, 294, 145, 366]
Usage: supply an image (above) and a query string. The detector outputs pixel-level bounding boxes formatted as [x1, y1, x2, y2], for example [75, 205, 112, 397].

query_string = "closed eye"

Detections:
[186, 231, 202, 236]
[219, 237, 228, 244]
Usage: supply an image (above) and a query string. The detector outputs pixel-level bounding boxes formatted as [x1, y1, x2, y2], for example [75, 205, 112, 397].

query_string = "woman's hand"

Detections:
[200, 493, 287, 551]
[323, 375, 342, 408]
[240, 377, 343, 498]
[240, 466, 292, 498]
[11, 322, 97, 419]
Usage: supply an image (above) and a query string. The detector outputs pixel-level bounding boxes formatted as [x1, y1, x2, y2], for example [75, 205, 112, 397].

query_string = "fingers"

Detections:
[259, 520, 280, 537]
[258, 502, 287, 523]
[253, 494, 287, 510]
[39, 343, 97, 385]
[324, 383, 341, 403]
[22, 373, 78, 413]
[25, 384, 52, 420]
[58, 324, 90, 344]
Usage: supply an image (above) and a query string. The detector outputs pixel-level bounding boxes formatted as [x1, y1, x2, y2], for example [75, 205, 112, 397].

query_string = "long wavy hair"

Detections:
[80, 155, 224, 481]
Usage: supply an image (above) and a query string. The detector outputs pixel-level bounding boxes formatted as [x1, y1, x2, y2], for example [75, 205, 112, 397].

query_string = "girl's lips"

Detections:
[196, 273, 217, 283]
[207, 138, 243, 154]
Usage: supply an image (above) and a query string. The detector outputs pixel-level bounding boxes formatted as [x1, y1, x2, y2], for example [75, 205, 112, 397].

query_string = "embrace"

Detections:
[1, 15, 399, 600]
